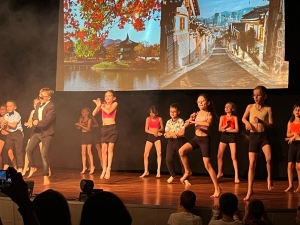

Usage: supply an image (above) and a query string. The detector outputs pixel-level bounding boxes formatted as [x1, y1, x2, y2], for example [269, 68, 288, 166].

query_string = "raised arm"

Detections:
[101, 102, 118, 114]
[92, 98, 102, 116]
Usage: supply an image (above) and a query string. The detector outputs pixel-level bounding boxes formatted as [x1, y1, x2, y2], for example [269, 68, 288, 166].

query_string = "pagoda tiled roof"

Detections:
[241, 5, 269, 21]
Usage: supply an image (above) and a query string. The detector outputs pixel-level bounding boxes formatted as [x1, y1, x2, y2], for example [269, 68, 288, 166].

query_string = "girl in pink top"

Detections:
[92, 90, 118, 179]
[217, 102, 239, 184]
[140, 106, 164, 178]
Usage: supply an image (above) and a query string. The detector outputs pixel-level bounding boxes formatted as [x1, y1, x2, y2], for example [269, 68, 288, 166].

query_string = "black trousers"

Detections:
[4, 130, 24, 168]
[165, 137, 185, 177]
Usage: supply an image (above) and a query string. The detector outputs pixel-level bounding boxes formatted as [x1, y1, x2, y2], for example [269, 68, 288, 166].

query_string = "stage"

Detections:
[0, 169, 291, 225]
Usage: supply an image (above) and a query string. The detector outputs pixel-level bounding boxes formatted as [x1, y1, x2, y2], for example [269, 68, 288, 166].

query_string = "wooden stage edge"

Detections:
[23, 168, 299, 211]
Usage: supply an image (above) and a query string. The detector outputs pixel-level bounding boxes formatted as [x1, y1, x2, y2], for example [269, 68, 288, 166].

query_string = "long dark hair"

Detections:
[198, 93, 218, 118]
[289, 102, 300, 122]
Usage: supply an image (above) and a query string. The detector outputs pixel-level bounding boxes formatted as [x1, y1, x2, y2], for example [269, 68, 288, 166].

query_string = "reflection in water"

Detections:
[64, 69, 160, 91]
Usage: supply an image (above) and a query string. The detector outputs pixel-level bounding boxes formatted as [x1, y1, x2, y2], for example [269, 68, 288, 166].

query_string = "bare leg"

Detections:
[104, 143, 114, 179]
[100, 143, 108, 179]
[217, 142, 226, 179]
[285, 162, 294, 192]
[203, 157, 221, 198]
[95, 143, 102, 169]
[154, 140, 162, 178]
[229, 143, 240, 183]
[81, 145, 87, 174]
[262, 144, 273, 190]
[244, 152, 257, 201]
[294, 163, 300, 193]
[8, 149, 17, 170]
[87, 144, 95, 174]
[43, 176, 50, 185]
[140, 141, 153, 178]
[178, 143, 193, 184]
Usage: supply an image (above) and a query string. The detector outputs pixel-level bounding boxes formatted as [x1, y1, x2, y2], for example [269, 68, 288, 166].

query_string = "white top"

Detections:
[168, 212, 202, 225]
[38, 101, 50, 121]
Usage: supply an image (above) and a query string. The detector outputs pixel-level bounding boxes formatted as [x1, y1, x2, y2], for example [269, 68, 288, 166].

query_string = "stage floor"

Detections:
[25, 168, 299, 210]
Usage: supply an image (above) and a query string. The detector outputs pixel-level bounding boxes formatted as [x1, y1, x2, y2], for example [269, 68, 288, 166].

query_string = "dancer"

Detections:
[140, 105, 164, 178]
[92, 90, 118, 179]
[164, 103, 185, 183]
[0, 104, 16, 170]
[179, 93, 221, 198]
[91, 116, 102, 169]
[285, 103, 300, 192]
[242, 85, 273, 201]
[216, 102, 240, 184]
[2, 100, 24, 172]
[26, 88, 56, 185]
[75, 107, 94, 174]
[22, 98, 45, 176]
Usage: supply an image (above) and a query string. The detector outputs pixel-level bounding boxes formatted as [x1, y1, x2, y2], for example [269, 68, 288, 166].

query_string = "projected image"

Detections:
[58, 0, 288, 91]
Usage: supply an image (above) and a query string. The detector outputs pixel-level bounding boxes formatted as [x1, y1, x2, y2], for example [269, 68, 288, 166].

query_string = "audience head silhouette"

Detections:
[80, 191, 132, 225]
[180, 190, 196, 211]
[219, 192, 238, 217]
[32, 189, 72, 225]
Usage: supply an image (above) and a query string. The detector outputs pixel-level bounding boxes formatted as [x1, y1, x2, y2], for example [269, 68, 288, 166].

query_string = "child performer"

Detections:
[91, 116, 102, 169]
[92, 90, 118, 179]
[22, 98, 45, 176]
[0, 104, 16, 170]
[75, 107, 95, 174]
[2, 100, 24, 172]
[217, 102, 240, 184]
[242, 86, 273, 201]
[140, 105, 164, 178]
[285, 103, 300, 192]
[164, 103, 186, 183]
[179, 94, 221, 198]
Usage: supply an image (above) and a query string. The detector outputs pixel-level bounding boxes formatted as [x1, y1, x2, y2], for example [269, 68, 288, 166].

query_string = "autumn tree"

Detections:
[64, 0, 161, 53]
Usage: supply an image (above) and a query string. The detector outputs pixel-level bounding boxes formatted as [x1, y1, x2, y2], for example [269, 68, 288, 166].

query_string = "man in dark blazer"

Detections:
[26, 87, 56, 185]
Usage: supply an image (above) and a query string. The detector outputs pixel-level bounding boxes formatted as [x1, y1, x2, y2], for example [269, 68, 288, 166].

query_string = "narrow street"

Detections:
[163, 45, 267, 89]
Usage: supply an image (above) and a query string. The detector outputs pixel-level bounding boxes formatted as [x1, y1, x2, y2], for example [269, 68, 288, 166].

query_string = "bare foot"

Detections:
[80, 168, 86, 174]
[267, 179, 274, 190]
[217, 173, 223, 179]
[284, 186, 294, 192]
[139, 172, 149, 178]
[104, 169, 111, 179]
[3, 164, 9, 170]
[17, 168, 23, 173]
[234, 178, 240, 184]
[183, 180, 191, 186]
[294, 187, 300, 193]
[210, 187, 221, 198]
[180, 171, 191, 184]
[43, 176, 50, 185]
[27, 167, 37, 178]
[22, 167, 29, 176]
[100, 169, 106, 179]
[156, 171, 161, 178]
[167, 176, 174, 184]
[243, 191, 253, 201]
[89, 166, 95, 175]
[48, 167, 51, 177]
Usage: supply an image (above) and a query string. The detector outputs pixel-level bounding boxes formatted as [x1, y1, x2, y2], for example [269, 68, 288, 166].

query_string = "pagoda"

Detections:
[117, 34, 138, 60]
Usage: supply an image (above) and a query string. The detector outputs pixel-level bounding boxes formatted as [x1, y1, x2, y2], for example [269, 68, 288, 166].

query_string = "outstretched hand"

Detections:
[93, 98, 101, 107]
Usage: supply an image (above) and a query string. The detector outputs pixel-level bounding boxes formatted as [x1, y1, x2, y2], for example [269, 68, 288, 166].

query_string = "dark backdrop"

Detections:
[0, 0, 299, 179]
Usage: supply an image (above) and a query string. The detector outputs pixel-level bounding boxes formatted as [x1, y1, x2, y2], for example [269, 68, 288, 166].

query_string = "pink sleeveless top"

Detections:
[148, 117, 160, 129]
[102, 104, 116, 119]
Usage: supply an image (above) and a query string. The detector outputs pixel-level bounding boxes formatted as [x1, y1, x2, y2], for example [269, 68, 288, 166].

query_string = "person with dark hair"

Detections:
[242, 86, 273, 201]
[178, 93, 221, 198]
[32, 189, 72, 225]
[80, 191, 132, 225]
[167, 190, 202, 225]
[164, 103, 186, 183]
[243, 199, 274, 225]
[285, 103, 300, 192]
[209, 193, 243, 225]
[139, 105, 164, 178]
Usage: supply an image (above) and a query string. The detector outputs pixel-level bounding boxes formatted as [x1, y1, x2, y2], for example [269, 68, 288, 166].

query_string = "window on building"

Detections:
[180, 17, 185, 30]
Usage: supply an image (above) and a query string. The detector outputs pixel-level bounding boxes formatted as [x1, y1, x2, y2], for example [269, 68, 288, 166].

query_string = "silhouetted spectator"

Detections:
[33, 189, 72, 225]
[80, 191, 132, 225]
[243, 199, 274, 225]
